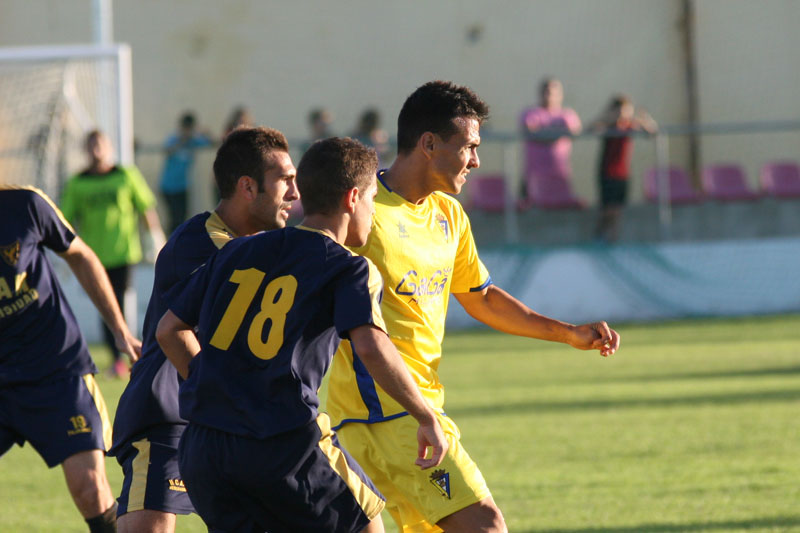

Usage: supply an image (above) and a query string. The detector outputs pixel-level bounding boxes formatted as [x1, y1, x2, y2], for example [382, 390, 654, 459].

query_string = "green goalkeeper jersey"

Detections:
[60, 165, 156, 268]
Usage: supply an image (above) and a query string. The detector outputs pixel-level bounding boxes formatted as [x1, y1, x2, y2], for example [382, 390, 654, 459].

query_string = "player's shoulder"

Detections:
[290, 226, 368, 270]
[0, 184, 46, 200]
[157, 212, 220, 265]
[0, 185, 58, 212]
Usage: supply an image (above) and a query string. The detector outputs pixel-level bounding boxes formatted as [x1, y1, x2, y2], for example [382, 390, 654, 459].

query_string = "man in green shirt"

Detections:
[61, 130, 165, 378]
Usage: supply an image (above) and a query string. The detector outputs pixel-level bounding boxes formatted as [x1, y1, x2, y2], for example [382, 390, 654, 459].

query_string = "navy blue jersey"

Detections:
[110, 212, 235, 453]
[169, 226, 385, 439]
[0, 186, 96, 386]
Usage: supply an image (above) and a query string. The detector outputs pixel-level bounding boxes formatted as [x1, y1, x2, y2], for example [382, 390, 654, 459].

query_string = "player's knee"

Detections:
[72, 479, 108, 514]
[118, 509, 177, 533]
[482, 503, 507, 533]
[438, 498, 507, 533]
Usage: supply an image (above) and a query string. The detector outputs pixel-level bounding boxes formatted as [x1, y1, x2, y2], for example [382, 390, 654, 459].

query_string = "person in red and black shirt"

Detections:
[592, 95, 657, 242]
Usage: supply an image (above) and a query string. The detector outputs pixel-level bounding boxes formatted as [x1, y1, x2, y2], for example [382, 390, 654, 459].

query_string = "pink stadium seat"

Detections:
[760, 161, 800, 198]
[467, 174, 507, 212]
[524, 174, 585, 209]
[644, 166, 702, 204]
[701, 163, 759, 201]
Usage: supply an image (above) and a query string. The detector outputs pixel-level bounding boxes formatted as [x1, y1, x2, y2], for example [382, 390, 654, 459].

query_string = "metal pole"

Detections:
[655, 133, 671, 240]
[116, 44, 134, 166]
[502, 142, 520, 244]
[92, 0, 114, 45]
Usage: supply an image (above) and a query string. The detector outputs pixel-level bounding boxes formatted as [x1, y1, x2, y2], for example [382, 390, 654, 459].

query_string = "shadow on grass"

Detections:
[447, 388, 800, 417]
[521, 515, 800, 532]
[580, 365, 800, 386]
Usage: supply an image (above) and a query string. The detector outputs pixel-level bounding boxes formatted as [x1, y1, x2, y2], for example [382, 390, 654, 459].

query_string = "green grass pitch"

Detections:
[1, 314, 799, 532]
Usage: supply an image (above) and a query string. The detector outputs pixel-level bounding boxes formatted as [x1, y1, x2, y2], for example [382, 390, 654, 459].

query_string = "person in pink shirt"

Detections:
[519, 79, 582, 204]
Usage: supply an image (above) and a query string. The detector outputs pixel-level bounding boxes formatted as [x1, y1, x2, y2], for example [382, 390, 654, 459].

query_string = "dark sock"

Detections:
[85, 502, 117, 533]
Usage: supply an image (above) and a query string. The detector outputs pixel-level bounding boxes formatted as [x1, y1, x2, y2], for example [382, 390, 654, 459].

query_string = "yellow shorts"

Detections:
[336, 413, 491, 532]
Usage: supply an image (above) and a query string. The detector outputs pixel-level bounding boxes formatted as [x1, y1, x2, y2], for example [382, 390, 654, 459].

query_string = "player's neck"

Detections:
[86, 161, 114, 175]
[383, 158, 434, 205]
[300, 214, 345, 245]
[214, 200, 261, 237]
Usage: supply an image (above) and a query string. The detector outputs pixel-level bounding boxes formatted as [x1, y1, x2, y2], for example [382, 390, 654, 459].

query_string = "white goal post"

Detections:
[0, 44, 133, 199]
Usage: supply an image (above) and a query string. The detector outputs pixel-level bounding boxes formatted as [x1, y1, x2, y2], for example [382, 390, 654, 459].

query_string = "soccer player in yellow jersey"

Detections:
[327, 81, 621, 532]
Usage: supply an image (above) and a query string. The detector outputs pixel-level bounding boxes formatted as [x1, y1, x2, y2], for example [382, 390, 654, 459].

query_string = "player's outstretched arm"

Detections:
[348, 325, 448, 469]
[58, 236, 142, 362]
[155, 310, 200, 379]
[454, 285, 620, 357]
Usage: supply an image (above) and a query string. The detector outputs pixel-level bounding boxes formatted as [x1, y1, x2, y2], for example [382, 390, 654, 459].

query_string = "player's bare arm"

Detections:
[454, 284, 620, 357]
[348, 324, 448, 468]
[58, 236, 142, 361]
[155, 310, 200, 379]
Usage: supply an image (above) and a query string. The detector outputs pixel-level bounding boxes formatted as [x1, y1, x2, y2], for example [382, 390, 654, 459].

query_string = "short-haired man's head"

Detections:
[213, 127, 290, 199]
[610, 94, 632, 110]
[180, 112, 196, 129]
[396, 81, 489, 154]
[85, 129, 105, 148]
[296, 137, 378, 216]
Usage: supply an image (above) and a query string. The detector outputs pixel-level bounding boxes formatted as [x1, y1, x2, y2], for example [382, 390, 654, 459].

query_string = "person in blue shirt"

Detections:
[0, 185, 140, 533]
[159, 111, 213, 234]
[111, 126, 299, 533]
[156, 137, 447, 533]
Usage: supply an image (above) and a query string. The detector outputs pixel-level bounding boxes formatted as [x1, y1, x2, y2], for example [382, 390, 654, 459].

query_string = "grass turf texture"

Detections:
[1, 314, 799, 532]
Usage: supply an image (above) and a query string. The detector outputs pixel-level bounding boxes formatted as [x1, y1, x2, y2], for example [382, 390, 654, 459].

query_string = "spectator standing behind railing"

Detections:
[221, 105, 254, 140]
[159, 111, 213, 234]
[351, 108, 390, 165]
[299, 107, 333, 156]
[590, 95, 658, 243]
[519, 78, 582, 200]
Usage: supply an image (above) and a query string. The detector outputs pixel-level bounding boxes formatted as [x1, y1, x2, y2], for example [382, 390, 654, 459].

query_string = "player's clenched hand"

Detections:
[415, 416, 448, 469]
[569, 321, 620, 357]
[114, 331, 142, 363]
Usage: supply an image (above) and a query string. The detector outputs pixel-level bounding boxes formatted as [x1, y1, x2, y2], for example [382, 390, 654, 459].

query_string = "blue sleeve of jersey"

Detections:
[166, 261, 211, 328]
[332, 256, 381, 338]
[31, 191, 75, 252]
[164, 134, 179, 149]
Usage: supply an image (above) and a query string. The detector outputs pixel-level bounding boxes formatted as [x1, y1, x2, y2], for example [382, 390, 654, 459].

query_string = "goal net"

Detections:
[0, 44, 133, 200]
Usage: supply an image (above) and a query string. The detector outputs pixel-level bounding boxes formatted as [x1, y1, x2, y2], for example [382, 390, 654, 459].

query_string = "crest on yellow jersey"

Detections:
[435, 214, 449, 241]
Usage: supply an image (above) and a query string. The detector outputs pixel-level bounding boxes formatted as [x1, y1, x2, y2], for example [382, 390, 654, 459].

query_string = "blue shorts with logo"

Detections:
[178, 413, 385, 533]
[114, 432, 195, 517]
[0, 374, 111, 467]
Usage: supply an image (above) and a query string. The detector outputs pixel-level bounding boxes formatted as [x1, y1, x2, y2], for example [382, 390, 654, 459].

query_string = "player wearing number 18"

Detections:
[156, 137, 448, 532]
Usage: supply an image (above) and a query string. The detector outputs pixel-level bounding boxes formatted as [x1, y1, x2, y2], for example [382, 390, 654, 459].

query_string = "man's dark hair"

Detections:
[610, 94, 632, 110]
[180, 112, 196, 128]
[396, 80, 489, 154]
[296, 137, 377, 216]
[213, 127, 289, 199]
[85, 129, 104, 147]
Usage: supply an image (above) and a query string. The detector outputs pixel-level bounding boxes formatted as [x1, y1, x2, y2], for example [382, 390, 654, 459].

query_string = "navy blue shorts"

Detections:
[178, 414, 385, 533]
[0, 374, 111, 467]
[115, 433, 195, 517]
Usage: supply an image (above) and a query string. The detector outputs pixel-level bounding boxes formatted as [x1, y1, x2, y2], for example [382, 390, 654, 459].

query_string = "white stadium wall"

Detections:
[2, 0, 695, 207]
[3, 1, 798, 204]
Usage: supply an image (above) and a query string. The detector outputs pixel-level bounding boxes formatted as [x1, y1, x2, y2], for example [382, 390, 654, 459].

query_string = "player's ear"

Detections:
[419, 132, 436, 159]
[237, 176, 258, 199]
[343, 187, 359, 214]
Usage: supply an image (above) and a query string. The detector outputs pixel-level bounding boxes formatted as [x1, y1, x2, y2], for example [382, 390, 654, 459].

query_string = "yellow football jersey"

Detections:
[327, 172, 490, 428]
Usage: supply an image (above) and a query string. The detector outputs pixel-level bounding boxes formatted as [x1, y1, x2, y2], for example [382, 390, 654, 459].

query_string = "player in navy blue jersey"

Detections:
[156, 137, 448, 533]
[109, 127, 299, 533]
[0, 185, 140, 533]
